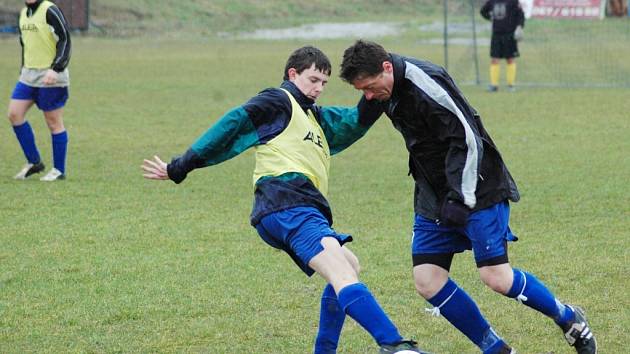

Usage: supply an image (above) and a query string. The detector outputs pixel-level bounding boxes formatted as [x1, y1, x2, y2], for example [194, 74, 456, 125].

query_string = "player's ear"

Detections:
[287, 68, 297, 81]
[382, 61, 393, 73]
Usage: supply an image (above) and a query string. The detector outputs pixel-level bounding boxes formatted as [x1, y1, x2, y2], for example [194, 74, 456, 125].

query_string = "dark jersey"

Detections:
[481, 0, 525, 34]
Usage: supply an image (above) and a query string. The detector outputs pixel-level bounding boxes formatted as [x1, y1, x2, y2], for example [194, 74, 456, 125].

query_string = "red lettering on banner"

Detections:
[532, 0, 602, 19]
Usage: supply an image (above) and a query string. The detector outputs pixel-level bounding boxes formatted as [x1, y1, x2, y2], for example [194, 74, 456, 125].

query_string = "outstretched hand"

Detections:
[142, 155, 169, 180]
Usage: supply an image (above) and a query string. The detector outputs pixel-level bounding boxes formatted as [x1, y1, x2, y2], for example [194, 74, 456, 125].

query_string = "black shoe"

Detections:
[562, 305, 597, 354]
[487, 85, 499, 92]
[14, 162, 45, 179]
[379, 339, 431, 354]
[498, 343, 516, 354]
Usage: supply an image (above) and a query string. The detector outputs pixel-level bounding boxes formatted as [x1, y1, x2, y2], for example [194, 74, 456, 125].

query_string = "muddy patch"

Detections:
[234, 21, 489, 45]
[236, 22, 401, 40]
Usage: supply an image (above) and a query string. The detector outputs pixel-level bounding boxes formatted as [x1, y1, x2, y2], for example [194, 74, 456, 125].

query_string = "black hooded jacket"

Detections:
[362, 54, 520, 220]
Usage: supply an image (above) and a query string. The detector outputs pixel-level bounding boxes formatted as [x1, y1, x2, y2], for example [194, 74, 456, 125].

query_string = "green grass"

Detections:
[1, 37, 629, 353]
[0, 0, 442, 35]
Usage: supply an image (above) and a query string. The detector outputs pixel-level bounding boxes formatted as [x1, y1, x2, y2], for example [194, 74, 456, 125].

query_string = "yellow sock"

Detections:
[506, 62, 517, 86]
[490, 63, 500, 87]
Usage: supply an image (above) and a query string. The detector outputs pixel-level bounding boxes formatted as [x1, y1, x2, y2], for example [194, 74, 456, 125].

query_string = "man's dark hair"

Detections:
[283, 46, 331, 80]
[339, 40, 390, 83]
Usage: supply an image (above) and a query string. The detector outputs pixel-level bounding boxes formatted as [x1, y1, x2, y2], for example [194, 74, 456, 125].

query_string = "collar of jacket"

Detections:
[26, 0, 44, 15]
[280, 80, 316, 112]
[389, 53, 407, 102]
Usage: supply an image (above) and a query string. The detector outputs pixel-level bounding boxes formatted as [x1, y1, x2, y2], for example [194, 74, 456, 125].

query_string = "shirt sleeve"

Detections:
[316, 96, 383, 156]
[408, 68, 483, 209]
[46, 5, 71, 72]
[18, 13, 24, 70]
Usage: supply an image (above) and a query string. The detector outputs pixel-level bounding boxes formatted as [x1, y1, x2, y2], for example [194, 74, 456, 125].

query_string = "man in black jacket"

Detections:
[480, 0, 525, 92]
[339, 40, 596, 354]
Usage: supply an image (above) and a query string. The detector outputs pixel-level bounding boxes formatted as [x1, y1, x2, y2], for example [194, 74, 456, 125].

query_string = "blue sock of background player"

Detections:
[51, 131, 68, 174]
[13, 121, 41, 165]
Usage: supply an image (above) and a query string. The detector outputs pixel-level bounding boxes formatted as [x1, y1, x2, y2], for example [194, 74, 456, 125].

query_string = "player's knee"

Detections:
[342, 248, 361, 275]
[480, 271, 511, 294]
[7, 109, 23, 124]
[414, 280, 433, 299]
[413, 273, 443, 299]
[349, 255, 360, 275]
[44, 116, 64, 133]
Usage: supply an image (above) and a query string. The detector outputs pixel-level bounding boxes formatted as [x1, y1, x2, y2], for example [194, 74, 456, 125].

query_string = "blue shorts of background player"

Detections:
[412, 201, 517, 267]
[11, 81, 69, 111]
[255, 206, 352, 276]
[9, 81, 70, 181]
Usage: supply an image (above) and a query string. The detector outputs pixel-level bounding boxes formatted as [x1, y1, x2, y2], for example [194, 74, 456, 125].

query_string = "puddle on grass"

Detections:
[233, 21, 490, 45]
[236, 22, 401, 40]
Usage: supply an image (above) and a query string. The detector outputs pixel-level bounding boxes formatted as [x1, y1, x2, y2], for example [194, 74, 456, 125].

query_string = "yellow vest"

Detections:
[253, 89, 331, 196]
[19, 1, 56, 69]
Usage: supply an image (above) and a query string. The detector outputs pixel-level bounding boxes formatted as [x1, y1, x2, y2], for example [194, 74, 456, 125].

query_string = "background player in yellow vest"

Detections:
[481, 0, 525, 92]
[8, 0, 71, 181]
[141, 46, 429, 354]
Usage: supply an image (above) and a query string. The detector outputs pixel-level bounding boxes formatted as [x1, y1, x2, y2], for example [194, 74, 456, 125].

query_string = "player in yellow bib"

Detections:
[8, 0, 71, 181]
[142, 46, 430, 354]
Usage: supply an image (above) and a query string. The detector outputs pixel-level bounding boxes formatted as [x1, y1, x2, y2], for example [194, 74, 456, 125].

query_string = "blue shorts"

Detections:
[412, 201, 517, 266]
[11, 81, 69, 111]
[255, 206, 352, 276]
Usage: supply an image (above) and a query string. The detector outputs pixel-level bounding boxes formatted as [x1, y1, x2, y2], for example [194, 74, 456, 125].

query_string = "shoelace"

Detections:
[515, 270, 528, 303]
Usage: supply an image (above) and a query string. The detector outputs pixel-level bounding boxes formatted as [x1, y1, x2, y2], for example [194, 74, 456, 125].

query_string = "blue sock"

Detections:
[52, 131, 68, 174]
[13, 121, 41, 164]
[507, 269, 574, 326]
[428, 279, 502, 352]
[314, 284, 345, 354]
[337, 283, 402, 346]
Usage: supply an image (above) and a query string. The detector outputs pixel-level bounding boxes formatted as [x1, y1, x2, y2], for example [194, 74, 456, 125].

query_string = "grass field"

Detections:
[0, 0, 442, 34]
[1, 35, 629, 353]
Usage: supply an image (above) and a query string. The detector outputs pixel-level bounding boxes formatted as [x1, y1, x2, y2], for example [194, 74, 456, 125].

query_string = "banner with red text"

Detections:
[531, 0, 604, 19]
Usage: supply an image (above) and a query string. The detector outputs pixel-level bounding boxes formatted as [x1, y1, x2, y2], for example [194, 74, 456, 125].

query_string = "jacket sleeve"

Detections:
[167, 89, 292, 184]
[46, 5, 71, 72]
[17, 13, 24, 70]
[440, 109, 483, 209]
[167, 106, 260, 183]
[316, 96, 383, 156]
[415, 76, 483, 209]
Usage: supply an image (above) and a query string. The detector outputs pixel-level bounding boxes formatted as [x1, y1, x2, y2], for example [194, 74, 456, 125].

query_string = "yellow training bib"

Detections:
[253, 89, 331, 196]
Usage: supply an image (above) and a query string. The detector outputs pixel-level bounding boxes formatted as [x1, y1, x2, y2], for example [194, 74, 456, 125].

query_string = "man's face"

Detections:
[25, 0, 38, 4]
[351, 61, 395, 101]
[288, 64, 329, 101]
